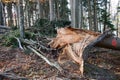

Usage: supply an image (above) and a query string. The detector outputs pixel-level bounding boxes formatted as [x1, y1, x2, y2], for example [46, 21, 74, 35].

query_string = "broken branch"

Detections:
[27, 46, 63, 72]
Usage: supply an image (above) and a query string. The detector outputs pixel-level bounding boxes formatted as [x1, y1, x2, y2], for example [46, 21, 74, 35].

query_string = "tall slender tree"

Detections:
[79, 0, 83, 28]
[49, 0, 55, 21]
[88, 0, 93, 30]
[70, 0, 79, 28]
[0, 1, 4, 25]
[18, 0, 24, 38]
[7, 2, 13, 26]
[93, 0, 98, 31]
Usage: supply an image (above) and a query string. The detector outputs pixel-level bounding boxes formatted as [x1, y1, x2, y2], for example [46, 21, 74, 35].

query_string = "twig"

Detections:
[27, 46, 63, 72]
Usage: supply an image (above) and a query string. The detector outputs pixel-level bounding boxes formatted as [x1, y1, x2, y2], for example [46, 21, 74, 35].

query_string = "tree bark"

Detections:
[95, 35, 120, 50]
[70, 0, 79, 28]
[0, 2, 4, 25]
[18, 0, 25, 38]
[79, 0, 83, 28]
[93, 0, 98, 31]
[7, 3, 13, 26]
[49, 0, 55, 21]
[88, 0, 92, 30]
[103, 0, 107, 31]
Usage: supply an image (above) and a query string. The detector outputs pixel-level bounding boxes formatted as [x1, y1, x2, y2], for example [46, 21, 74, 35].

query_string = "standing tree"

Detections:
[6, 2, 13, 26]
[49, 0, 55, 21]
[0, 1, 4, 25]
[70, 0, 79, 28]
[79, 0, 83, 28]
[93, 0, 98, 31]
[18, 0, 24, 38]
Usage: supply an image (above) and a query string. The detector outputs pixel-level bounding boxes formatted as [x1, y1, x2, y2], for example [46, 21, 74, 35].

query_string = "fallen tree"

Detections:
[49, 26, 116, 76]
[14, 26, 119, 77]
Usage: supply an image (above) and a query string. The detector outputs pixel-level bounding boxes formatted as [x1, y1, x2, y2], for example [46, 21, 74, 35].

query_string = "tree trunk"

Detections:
[0, 2, 4, 25]
[37, 0, 41, 18]
[95, 35, 120, 50]
[7, 3, 13, 26]
[79, 0, 83, 28]
[49, 0, 55, 21]
[18, 0, 25, 38]
[70, 0, 79, 28]
[103, 0, 107, 31]
[93, 0, 98, 31]
[88, 0, 92, 30]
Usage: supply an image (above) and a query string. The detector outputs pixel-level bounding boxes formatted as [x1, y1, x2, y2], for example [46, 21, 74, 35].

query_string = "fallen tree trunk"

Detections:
[49, 26, 120, 76]
[0, 25, 10, 29]
[95, 35, 120, 50]
[0, 25, 10, 34]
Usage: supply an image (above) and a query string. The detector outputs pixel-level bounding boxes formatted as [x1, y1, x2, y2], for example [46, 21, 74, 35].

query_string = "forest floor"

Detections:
[0, 45, 120, 80]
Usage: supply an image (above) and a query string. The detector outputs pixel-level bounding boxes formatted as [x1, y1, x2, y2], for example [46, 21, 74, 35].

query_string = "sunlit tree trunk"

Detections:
[18, 0, 25, 38]
[12, 3, 17, 26]
[70, 0, 79, 28]
[7, 3, 13, 26]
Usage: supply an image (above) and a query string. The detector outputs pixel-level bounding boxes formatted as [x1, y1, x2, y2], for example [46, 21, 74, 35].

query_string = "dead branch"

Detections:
[21, 38, 55, 51]
[0, 25, 10, 29]
[14, 37, 24, 50]
[0, 73, 27, 80]
[21, 39, 36, 45]
[27, 46, 63, 72]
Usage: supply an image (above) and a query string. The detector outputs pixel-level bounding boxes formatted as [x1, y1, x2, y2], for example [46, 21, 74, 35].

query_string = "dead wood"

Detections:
[27, 46, 63, 72]
[0, 73, 27, 80]
[49, 27, 103, 76]
[14, 37, 24, 50]
[88, 29, 113, 47]
[20, 38, 55, 51]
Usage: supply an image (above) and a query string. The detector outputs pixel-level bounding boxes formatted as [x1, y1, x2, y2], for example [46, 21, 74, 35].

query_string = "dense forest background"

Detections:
[0, 0, 120, 38]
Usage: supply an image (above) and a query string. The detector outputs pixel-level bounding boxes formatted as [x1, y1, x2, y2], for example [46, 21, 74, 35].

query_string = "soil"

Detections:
[0, 45, 120, 80]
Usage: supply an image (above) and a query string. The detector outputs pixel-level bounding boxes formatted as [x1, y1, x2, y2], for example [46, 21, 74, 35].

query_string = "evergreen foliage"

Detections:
[2, 29, 35, 47]
[33, 18, 71, 36]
